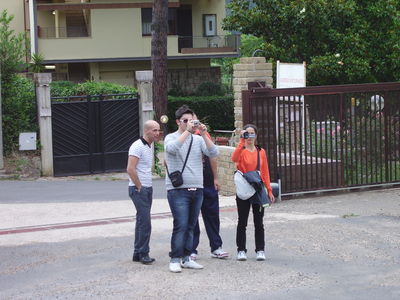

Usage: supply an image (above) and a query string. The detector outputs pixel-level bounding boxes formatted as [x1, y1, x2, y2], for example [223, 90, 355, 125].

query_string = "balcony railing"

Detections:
[38, 26, 91, 39]
[178, 34, 240, 54]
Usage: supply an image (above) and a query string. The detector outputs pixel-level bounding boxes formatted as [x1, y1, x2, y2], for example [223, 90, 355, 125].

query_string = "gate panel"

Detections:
[243, 82, 400, 195]
[102, 99, 139, 172]
[51, 94, 139, 176]
[52, 101, 91, 175]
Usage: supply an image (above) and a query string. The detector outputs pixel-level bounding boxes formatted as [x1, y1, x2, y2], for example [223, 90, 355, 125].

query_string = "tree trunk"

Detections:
[151, 0, 168, 124]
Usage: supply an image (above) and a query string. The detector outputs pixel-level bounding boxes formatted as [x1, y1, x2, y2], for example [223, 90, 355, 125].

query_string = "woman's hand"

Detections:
[240, 129, 247, 138]
[269, 194, 275, 204]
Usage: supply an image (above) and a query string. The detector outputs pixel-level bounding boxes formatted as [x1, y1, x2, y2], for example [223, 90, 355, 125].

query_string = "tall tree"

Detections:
[223, 0, 400, 86]
[151, 0, 168, 122]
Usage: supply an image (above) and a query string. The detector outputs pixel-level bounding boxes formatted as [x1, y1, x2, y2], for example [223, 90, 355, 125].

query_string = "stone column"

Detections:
[232, 57, 273, 138]
[34, 73, 53, 176]
[135, 71, 154, 135]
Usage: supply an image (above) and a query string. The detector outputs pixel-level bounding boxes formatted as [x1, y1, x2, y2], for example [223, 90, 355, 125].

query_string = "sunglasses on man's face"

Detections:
[180, 119, 190, 123]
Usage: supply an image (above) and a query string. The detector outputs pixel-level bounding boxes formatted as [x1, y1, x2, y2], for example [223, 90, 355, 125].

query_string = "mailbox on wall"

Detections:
[203, 14, 217, 36]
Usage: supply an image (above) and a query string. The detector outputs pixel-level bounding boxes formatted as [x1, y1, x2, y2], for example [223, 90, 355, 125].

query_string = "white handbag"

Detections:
[234, 170, 256, 200]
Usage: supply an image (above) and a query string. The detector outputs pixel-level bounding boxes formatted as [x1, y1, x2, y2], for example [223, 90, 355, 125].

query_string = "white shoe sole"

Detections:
[211, 254, 229, 259]
[181, 264, 203, 269]
[169, 268, 182, 273]
[256, 257, 266, 261]
[237, 257, 247, 261]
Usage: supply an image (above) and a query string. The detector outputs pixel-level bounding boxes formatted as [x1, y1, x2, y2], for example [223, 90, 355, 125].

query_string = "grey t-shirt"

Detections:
[164, 131, 219, 190]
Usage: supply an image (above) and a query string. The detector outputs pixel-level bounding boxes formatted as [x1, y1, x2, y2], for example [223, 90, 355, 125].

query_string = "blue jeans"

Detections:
[167, 188, 203, 262]
[129, 186, 153, 257]
[192, 186, 223, 253]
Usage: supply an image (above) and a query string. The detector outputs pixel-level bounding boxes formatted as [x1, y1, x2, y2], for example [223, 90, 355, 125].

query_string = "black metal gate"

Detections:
[51, 93, 139, 176]
[243, 82, 400, 195]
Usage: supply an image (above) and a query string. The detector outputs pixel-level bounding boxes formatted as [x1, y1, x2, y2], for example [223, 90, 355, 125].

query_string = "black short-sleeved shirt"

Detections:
[203, 155, 214, 187]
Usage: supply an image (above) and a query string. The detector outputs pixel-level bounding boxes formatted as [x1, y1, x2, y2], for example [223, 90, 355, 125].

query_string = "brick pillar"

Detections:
[233, 57, 273, 139]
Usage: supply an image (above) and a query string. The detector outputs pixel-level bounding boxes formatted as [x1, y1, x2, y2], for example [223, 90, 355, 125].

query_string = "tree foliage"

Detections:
[212, 34, 265, 90]
[0, 10, 28, 83]
[167, 95, 234, 132]
[223, 0, 400, 85]
[2, 75, 36, 154]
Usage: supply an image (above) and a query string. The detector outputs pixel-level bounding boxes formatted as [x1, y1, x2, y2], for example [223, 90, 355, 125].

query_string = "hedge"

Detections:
[50, 81, 137, 98]
[2, 75, 36, 154]
[166, 95, 234, 133]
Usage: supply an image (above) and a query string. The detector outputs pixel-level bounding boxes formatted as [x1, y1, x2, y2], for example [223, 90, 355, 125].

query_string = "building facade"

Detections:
[2, 0, 239, 91]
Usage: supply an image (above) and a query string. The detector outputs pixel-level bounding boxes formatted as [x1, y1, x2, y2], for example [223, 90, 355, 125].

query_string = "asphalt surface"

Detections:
[0, 178, 167, 203]
[0, 177, 399, 300]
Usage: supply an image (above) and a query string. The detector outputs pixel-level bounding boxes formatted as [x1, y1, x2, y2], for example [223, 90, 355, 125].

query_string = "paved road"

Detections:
[0, 178, 167, 203]
[0, 179, 399, 299]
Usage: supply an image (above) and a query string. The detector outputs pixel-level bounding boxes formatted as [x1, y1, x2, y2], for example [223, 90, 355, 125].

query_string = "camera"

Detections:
[192, 120, 200, 126]
[243, 132, 256, 139]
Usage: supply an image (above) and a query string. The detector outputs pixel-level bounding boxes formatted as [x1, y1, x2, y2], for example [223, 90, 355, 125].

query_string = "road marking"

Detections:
[0, 207, 237, 235]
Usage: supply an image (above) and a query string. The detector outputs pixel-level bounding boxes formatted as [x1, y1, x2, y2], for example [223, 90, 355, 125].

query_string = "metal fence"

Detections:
[243, 82, 400, 195]
[51, 93, 139, 176]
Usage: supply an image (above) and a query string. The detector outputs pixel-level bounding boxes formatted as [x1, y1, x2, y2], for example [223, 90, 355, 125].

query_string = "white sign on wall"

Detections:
[276, 61, 306, 88]
[275, 61, 307, 150]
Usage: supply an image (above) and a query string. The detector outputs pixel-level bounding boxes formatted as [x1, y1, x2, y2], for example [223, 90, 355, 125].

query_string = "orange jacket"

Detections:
[231, 138, 273, 196]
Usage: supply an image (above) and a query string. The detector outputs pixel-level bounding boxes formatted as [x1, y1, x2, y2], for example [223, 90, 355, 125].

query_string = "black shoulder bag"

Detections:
[166, 135, 193, 187]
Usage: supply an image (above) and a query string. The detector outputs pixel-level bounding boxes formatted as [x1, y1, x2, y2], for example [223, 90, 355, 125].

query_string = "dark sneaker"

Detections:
[132, 253, 140, 262]
[140, 255, 155, 265]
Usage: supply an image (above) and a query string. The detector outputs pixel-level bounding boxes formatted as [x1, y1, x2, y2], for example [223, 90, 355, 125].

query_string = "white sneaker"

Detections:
[190, 253, 198, 261]
[211, 247, 229, 259]
[237, 251, 247, 261]
[169, 262, 182, 273]
[181, 258, 204, 269]
[256, 251, 266, 261]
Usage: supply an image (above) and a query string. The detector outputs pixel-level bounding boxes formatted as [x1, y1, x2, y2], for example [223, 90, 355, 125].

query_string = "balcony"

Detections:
[178, 35, 240, 54]
[38, 26, 91, 39]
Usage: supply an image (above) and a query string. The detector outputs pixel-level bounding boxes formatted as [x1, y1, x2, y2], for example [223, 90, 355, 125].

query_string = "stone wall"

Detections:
[216, 57, 274, 195]
[216, 146, 236, 196]
[232, 57, 273, 139]
[168, 66, 221, 94]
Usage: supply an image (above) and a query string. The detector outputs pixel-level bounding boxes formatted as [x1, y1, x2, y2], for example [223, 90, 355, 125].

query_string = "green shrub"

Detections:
[168, 83, 186, 96]
[167, 95, 234, 133]
[75, 81, 137, 95]
[195, 81, 225, 96]
[2, 75, 36, 154]
[50, 81, 137, 99]
[50, 81, 78, 97]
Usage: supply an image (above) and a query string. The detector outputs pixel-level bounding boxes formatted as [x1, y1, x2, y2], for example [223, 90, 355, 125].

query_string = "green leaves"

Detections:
[166, 96, 234, 132]
[2, 75, 36, 154]
[223, 0, 400, 85]
[0, 10, 28, 82]
[50, 81, 137, 98]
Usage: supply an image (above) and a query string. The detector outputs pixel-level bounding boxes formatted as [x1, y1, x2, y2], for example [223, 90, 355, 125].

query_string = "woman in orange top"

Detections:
[231, 124, 275, 261]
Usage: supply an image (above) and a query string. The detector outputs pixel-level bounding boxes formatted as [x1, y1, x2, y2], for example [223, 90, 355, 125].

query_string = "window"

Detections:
[141, 8, 152, 35]
[141, 8, 177, 35]
[203, 14, 217, 37]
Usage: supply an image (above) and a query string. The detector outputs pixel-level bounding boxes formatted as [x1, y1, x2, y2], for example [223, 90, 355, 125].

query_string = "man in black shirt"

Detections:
[190, 115, 229, 260]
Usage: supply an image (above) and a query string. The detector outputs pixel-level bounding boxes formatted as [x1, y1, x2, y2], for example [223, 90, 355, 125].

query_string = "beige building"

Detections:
[2, 0, 239, 91]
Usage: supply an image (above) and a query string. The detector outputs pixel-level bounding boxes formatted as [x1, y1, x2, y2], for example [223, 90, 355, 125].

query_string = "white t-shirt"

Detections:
[128, 137, 153, 187]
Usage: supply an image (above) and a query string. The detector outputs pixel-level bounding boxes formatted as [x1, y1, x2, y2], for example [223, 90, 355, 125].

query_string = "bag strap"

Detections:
[181, 135, 193, 173]
[165, 134, 193, 176]
[256, 147, 260, 171]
